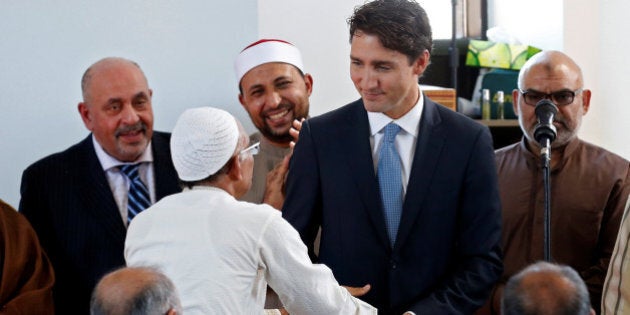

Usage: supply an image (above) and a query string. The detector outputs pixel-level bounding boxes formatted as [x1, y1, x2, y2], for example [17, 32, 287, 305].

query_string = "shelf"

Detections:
[474, 119, 522, 148]
[475, 119, 520, 127]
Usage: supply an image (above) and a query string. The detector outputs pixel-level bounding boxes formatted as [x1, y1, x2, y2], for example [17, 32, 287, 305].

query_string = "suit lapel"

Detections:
[78, 136, 127, 242]
[151, 132, 180, 201]
[394, 99, 446, 251]
[341, 101, 392, 251]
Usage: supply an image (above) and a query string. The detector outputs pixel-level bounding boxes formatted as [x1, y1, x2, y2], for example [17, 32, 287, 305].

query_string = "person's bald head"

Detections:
[502, 262, 594, 315]
[513, 50, 591, 149]
[517, 50, 584, 91]
[81, 57, 147, 101]
[91, 266, 181, 315]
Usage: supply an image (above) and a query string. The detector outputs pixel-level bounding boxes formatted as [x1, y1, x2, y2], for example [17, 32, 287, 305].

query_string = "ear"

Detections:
[238, 93, 246, 107]
[412, 50, 431, 76]
[226, 156, 243, 182]
[580, 89, 591, 115]
[149, 88, 153, 98]
[78, 102, 94, 131]
[303, 73, 314, 97]
[512, 89, 520, 116]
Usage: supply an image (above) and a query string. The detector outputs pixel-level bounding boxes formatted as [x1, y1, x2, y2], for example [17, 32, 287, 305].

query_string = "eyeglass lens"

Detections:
[523, 90, 577, 106]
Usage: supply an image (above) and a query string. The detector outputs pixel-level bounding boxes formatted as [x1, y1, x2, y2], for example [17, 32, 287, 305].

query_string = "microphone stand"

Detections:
[534, 99, 557, 262]
[540, 138, 552, 262]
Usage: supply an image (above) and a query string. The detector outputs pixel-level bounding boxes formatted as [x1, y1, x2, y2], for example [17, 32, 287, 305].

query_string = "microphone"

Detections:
[533, 99, 559, 147]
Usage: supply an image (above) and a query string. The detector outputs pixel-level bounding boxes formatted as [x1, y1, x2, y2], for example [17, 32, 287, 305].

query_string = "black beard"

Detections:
[260, 127, 294, 144]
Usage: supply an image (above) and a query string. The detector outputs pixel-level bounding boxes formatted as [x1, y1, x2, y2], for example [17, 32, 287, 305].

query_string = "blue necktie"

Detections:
[120, 163, 151, 223]
[378, 123, 403, 246]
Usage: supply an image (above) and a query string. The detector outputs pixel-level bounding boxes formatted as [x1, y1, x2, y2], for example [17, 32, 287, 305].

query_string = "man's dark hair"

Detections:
[348, 0, 433, 64]
[502, 262, 592, 315]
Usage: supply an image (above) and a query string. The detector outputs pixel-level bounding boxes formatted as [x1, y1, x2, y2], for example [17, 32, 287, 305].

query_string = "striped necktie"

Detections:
[120, 163, 151, 223]
[378, 123, 403, 246]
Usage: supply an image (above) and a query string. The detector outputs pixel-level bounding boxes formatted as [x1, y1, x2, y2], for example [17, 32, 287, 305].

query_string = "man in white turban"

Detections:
[124, 107, 376, 315]
[234, 39, 312, 210]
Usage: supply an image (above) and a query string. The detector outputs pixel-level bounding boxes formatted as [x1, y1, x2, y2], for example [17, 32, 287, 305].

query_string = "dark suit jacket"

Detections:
[19, 131, 180, 314]
[282, 98, 503, 314]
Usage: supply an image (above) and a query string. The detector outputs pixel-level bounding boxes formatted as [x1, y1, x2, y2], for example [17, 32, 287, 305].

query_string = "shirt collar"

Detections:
[368, 85, 424, 136]
[92, 134, 154, 171]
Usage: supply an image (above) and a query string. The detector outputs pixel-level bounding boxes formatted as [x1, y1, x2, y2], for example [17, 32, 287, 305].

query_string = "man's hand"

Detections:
[262, 153, 291, 210]
[342, 284, 371, 297]
[289, 118, 305, 149]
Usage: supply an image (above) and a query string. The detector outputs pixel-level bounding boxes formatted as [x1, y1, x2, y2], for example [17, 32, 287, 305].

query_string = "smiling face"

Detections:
[238, 62, 312, 146]
[350, 31, 429, 119]
[78, 58, 154, 162]
[513, 51, 591, 149]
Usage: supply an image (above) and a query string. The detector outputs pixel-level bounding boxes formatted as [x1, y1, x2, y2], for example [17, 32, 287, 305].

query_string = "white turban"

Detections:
[170, 107, 239, 181]
[234, 39, 304, 84]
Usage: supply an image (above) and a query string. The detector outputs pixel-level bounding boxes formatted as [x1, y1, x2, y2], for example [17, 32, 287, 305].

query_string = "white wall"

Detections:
[565, 0, 630, 160]
[0, 1, 258, 208]
[258, 0, 364, 117]
[489, 0, 563, 50]
[1, 1, 627, 208]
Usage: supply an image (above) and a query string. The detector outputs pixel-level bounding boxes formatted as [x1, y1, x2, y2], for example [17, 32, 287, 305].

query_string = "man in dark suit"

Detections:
[282, 1, 503, 314]
[19, 57, 180, 314]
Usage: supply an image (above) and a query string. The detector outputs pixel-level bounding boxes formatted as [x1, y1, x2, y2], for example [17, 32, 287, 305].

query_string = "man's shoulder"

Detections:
[495, 141, 521, 157]
[151, 131, 172, 147]
[24, 135, 92, 175]
[234, 198, 281, 217]
[429, 100, 485, 133]
[577, 139, 629, 165]
[310, 99, 364, 125]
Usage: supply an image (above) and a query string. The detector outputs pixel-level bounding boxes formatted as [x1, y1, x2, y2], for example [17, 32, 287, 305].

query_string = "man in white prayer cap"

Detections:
[124, 107, 376, 315]
[234, 39, 313, 210]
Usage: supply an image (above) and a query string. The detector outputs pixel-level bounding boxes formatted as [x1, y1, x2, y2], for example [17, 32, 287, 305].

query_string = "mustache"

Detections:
[532, 116, 568, 129]
[553, 117, 568, 129]
[115, 121, 147, 137]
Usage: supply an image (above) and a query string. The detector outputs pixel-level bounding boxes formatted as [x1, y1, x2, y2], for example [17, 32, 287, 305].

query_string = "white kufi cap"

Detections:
[234, 39, 304, 84]
[170, 107, 240, 181]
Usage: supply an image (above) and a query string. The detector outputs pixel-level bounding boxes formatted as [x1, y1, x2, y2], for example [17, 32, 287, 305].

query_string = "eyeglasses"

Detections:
[519, 88, 583, 106]
[239, 142, 260, 157]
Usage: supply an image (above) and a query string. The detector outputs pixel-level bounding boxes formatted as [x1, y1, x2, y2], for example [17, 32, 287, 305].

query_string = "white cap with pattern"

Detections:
[170, 107, 239, 181]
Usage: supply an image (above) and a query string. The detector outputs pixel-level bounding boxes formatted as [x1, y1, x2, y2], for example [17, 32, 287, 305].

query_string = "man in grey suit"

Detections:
[19, 57, 180, 314]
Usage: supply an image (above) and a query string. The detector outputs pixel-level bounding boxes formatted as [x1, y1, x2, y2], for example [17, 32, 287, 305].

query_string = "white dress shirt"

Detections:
[368, 86, 424, 195]
[92, 135, 155, 226]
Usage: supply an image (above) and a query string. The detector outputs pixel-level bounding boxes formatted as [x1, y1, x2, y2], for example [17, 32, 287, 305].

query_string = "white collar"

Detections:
[92, 135, 154, 171]
[367, 85, 424, 137]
